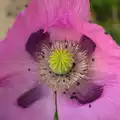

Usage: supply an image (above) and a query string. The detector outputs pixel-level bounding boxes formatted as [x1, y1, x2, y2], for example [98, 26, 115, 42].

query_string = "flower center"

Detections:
[48, 49, 74, 75]
[36, 40, 89, 91]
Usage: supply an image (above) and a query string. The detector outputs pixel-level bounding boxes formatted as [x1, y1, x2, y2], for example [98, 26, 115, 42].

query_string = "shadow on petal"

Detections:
[17, 84, 44, 108]
[75, 84, 103, 104]
[26, 29, 51, 59]
[80, 35, 96, 55]
[66, 82, 103, 105]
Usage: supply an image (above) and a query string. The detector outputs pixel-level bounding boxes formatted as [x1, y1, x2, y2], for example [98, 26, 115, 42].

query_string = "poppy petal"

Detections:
[57, 18, 120, 120]
[24, 0, 90, 30]
[0, 62, 55, 120]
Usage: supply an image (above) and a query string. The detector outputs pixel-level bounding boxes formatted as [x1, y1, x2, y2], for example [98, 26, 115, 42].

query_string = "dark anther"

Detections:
[69, 69, 72, 73]
[60, 74, 64, 77]
[41, 55, 44, 58]
[68, 78, 71, 81]
[55, 73, 64, 77]
[65, 74, 69, 78]
[65, 45, 68, 48]
[77, 82, 80, 86]
[70, 96, 75, 99]
[44, 68, 47, 70]
[63, 91, 66, 94]
[41, 51, 45, 55]
[92, 58, 95, 62]
[17, 84, 43, 108]
[63, 80, 65, 82]
[89, 104, 91, 108]
[104, 32, 108, 34]
[49, 71, 52, 74]
[41, 74, 45, 76]
[73, 70, 76, 73]
[65, 89, 68, 91]
[72, 63, 76, 68]
[28, 68, 31, 71]
[55, 73, 59, 76]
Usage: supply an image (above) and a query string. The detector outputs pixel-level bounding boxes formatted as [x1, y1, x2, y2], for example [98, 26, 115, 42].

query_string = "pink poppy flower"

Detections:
[0, 0, 120, 120]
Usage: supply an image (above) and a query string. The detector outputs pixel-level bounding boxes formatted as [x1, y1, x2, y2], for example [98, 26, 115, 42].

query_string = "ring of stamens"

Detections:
[36, 40, 89, 91]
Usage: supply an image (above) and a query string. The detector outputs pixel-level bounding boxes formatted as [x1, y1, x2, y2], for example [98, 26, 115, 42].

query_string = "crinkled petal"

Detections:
[69, 0, 90, 21]
[24, 0, 90, 30]
[57, 18, 120, 120]
[0, 62, 55, 120]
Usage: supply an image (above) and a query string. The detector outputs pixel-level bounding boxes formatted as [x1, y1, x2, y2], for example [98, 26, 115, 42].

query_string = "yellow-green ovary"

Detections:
[48, 49, 74, 75]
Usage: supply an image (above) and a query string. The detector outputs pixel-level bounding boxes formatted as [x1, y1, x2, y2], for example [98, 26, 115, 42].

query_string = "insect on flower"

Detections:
[0, 0, 120, 120]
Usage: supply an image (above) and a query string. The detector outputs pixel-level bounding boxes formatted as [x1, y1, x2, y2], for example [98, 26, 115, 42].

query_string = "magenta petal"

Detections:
[62, 82, 103, 105]
[57, 19, 120, 120]
[0, 62, 55, 120]
[69, 0, 90, 21]
[0, 5, 56, 120]
[24, 0, 90, 30]
[80, 35, 96, 54]
[69, 18, 120, 54]
[57, 75, 120, 120]
[2, 0, 90, 63]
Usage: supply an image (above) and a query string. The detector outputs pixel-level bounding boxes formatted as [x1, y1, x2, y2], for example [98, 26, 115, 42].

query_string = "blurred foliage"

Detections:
[91, 0, 120, 44]
[54, 111, 58, 120]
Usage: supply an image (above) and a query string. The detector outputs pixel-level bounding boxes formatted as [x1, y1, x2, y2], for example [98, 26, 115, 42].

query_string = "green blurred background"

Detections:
[91, 0, 120, 44]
